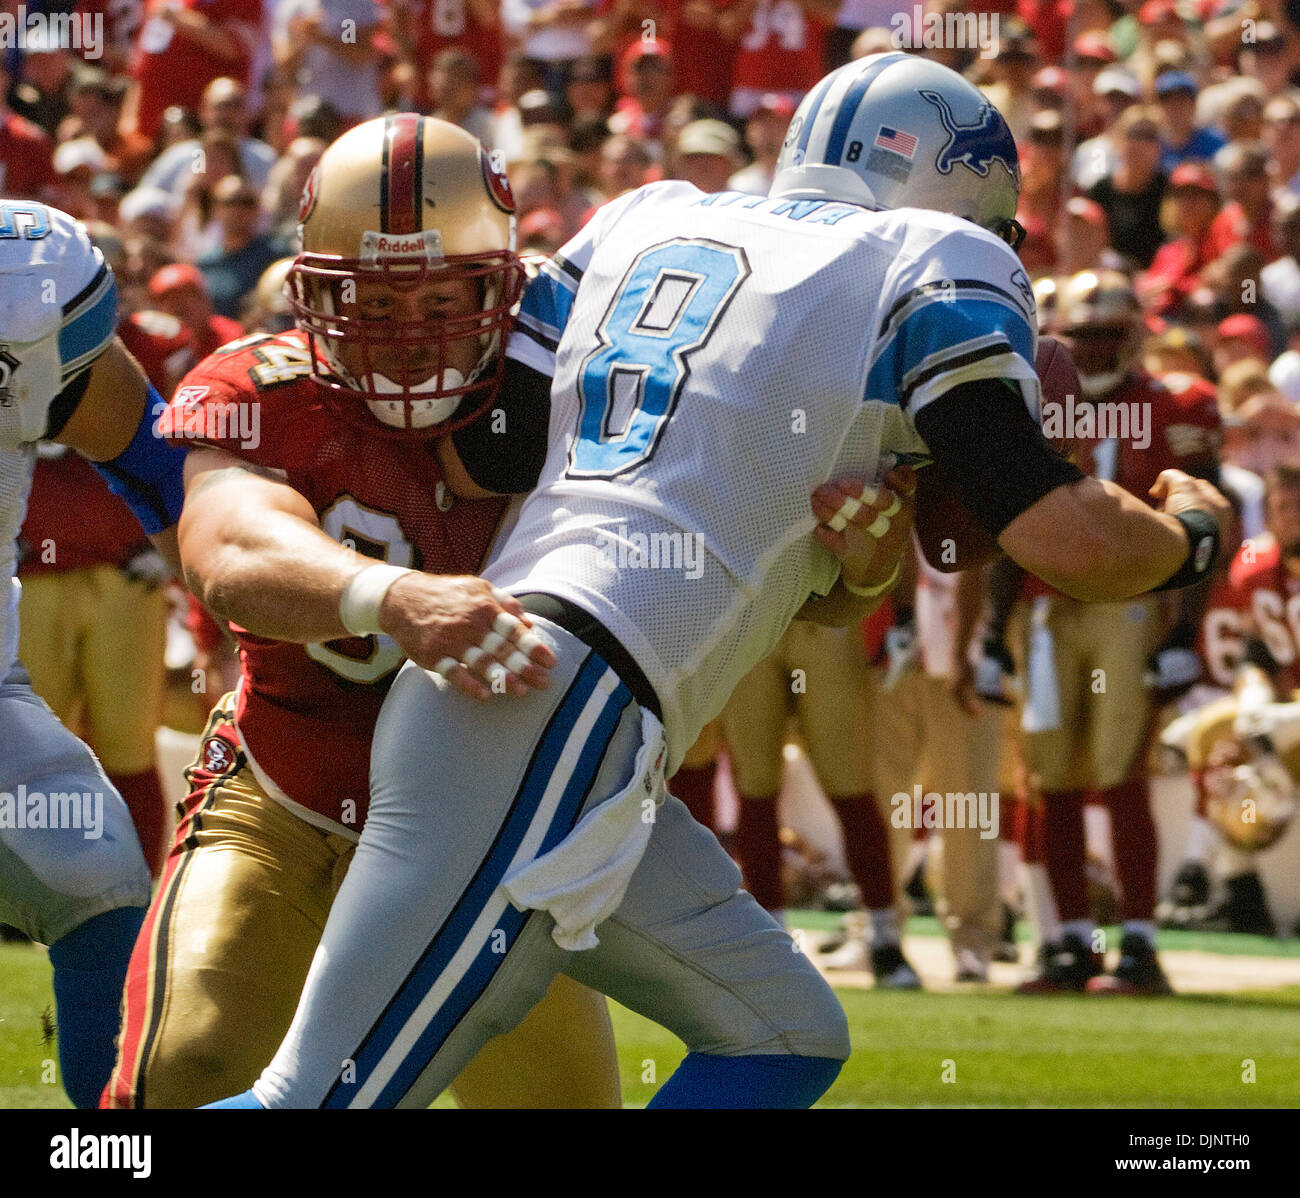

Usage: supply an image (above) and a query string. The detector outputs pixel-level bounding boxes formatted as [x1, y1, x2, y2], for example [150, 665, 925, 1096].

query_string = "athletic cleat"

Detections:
[1198, 871, 1276, 936]
[870, 943, 923, 990]
[1086, 933, 1174, 996]
[1169, 860, 1210, 907]
[819, 936, 869, 971]
[993, 902, 1020, 963]
[1013, 934, 1102, 994]
[1157, 860, 1210, 928]
[954, 947, 989, 983]
[903, 860, 934, 917]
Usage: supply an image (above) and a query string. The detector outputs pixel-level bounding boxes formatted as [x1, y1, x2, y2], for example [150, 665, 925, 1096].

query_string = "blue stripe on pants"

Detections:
[324, 653, 632, 1107]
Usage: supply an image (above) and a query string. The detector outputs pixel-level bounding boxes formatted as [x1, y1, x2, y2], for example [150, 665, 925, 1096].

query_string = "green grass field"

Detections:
[4, 940, 1297, 1108]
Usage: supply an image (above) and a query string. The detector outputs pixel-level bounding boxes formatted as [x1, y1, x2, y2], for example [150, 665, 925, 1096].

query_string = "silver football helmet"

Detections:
[772, 53, 1023, 249]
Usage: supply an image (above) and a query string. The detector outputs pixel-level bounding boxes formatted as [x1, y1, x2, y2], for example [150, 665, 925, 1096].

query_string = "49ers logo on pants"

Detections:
[202, 736, 237, 775]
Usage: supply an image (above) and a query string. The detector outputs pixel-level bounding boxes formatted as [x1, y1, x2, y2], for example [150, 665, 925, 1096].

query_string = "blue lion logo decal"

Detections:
[918, 90, 1019, 183]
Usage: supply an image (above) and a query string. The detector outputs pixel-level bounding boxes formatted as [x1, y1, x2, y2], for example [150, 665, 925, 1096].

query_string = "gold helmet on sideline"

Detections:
[1051, 269, 1144, 399]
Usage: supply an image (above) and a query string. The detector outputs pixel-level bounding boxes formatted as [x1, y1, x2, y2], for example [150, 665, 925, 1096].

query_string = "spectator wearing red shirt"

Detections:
[1212, 142, 1280, 265]
[0, 63, 55, 200]
[610, 37, 675, 149]
[1016, 110, 1066, 273]
[662, 0, 743, 113]
[387, 0, 502, 102]
[125, 0, 263, 142]
[147, 263, 243, 361]
[1139, 163, 1232, 318]
[729, 0, 837, 118]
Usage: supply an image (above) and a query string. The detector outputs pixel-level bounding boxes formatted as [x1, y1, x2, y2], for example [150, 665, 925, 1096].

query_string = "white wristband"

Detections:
[339, 564, 415, 636]
[842, 561, 900, 599]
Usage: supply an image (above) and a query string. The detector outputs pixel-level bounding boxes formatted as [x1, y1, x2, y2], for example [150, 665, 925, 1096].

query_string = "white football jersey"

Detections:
[0, 201, 116, 677]
[494, 181, 1039, 768]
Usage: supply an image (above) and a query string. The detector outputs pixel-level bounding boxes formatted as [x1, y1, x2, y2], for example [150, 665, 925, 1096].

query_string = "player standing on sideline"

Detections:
[105, 116, 623, 1109]
[989, 270, 1223, 996]
[0, 200, 188, 1106]
[208, 55, 1232, 1110]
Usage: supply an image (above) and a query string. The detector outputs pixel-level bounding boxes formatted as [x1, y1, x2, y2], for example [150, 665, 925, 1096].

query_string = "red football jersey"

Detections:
[158, 330, 507, 831]
[397, 0, 503, 93]
[1021, 371, 1222, 602]
[130, 0, 262, 140]
[1198, 572, 1246, 690]
[1106, 371, 1222, 499]
[731, 0, 829, 95]
[1228, 535, 1300, 693]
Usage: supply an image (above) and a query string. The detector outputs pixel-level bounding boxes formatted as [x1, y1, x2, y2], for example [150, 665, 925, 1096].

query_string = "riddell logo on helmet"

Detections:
[360, 229, 444, 264]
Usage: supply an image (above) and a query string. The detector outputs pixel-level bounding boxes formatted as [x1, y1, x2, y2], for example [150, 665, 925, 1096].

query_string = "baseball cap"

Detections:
[753, 94, 797, 121]
[53, 138, 108, 176]
[149, 263, 209, 299]
[1139, 0, 1181, 24]
[1065, 196, 1107, 227]
[118, 186, 177, 224]
[1032, 67, 1067, 98]
[519, 207, 566, 245]
[1169, 162, 1219, 194]
[1074, 32, 1117, 63]
[1155, 70, 1198, 97]
[623, 37, 672, 68]
[1218, 314, 1272, 358]
[1094, 68, 1141, 99]
[677, 119, 742, 160]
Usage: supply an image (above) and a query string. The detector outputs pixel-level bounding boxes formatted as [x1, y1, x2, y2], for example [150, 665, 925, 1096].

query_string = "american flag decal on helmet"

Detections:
[874, 127, 918, 160]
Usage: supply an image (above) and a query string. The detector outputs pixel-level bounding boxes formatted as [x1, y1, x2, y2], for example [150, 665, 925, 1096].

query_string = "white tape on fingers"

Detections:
[880, 494, 901, 519]
[504, 649, 532, 674]
[515, 627, 545, 656]
[433, 657, 459, 680]
[493, 611, 525, 639]
[462, 646, 487, 670]
[866, 513, 892, 539]
[480, 630, 508, 656]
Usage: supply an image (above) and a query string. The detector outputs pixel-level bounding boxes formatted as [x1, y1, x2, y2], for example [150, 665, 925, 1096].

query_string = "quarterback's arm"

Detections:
[178, 448, 554, 697]
[914, 379, 1231, 602]
[52, 337, 185, 576]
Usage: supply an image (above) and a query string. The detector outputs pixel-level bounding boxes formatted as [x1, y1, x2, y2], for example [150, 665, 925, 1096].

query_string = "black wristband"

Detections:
[1151, 509, 1219, 593]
